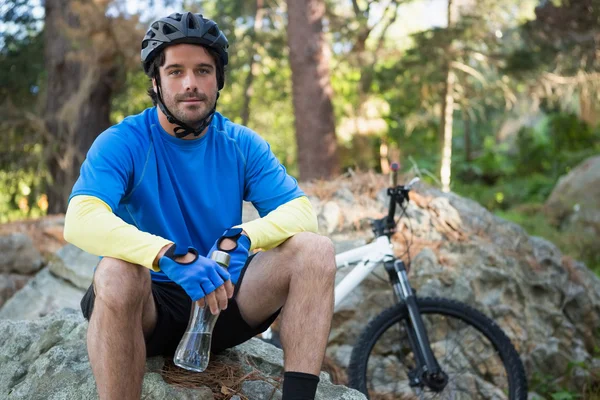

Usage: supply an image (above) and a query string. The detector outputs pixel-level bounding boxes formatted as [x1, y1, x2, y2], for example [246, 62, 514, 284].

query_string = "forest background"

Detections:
[1, 0, 599, 275]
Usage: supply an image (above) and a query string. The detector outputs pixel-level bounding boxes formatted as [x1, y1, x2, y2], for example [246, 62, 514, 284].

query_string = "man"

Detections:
[64, 12, 336, 400]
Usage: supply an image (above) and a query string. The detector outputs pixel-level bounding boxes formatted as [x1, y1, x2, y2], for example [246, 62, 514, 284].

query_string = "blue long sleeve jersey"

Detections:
[67, 107, 307, 281]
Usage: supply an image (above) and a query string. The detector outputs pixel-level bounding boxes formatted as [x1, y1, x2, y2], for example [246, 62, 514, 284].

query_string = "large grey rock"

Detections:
[238, 378, 366, 400]
[0, 244, 96, 321]
[0, 310, 210, 399]
[317, 177, 600, 394]
[47, 244, 97, 290]
[0, 274, 30, 309]
[0, 309, 365, 399]
[321, 201, 342, 234]
[0, 233, 43, 274]
[545, 155, 600, 228]
[233, 338, 285, 377]
[240, 380, 281, 400]
[543, 155, 600, 270]
[0, 268, 84, 320]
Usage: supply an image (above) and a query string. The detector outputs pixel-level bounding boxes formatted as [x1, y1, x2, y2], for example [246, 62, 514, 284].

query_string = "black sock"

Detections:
[281, 371, 320, 400]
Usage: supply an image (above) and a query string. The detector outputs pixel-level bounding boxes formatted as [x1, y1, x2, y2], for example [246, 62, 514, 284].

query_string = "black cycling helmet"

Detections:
[141, 12, 229, 138]
[141, 12, 229, 89]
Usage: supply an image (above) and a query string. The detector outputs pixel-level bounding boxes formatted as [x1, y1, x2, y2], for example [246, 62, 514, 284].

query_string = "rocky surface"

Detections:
[313, 177, 600, 395]
[0, 274, 29, 309]
[543, 155, 600, 267]
[0, 172, 598, 396]
[0, 309, 365, 399]
[0, 233, 43, 274]
[0, 219, 66, 309]
[544, 155, 600, 229]
[0, 243, 96, 320]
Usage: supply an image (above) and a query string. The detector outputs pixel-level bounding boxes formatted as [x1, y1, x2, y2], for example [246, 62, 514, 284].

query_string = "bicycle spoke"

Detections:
[363, 311, 510, 400]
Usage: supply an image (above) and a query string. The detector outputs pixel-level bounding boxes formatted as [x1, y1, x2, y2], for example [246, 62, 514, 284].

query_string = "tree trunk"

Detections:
[439, 69, 455, 192]
[241, 0, 265, 126]
[43, 0, 117, 213]
[439, 0, 455, 193]
[286, 0, 339, 180]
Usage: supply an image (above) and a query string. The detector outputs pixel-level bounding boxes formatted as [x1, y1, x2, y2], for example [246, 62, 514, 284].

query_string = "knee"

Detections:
[286, 232, 337, 281]
[93, 257, 151, 311]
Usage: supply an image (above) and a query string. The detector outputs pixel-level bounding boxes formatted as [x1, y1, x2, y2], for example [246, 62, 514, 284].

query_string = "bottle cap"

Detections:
[210, 250, 230, 267]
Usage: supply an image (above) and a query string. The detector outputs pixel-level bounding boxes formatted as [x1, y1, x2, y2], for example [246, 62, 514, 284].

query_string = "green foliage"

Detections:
[549, 113, 598, 152]
[452, 111, 600, 217]
[515, 113, 600, 179]
[497, 203, 600, 274]
[472, 137, 516, 182]
[508, 0, 600, 76]
[0, 0, 47, 221]
[110, 71, 154, 122]
[338, 134, 382, 172]
[526, 358, 600, 399]
[496, 206, 563, 244]
[0, 0, 45, 106]
[0, 31, 45, 108]
[0, 169, 48, 223]
[0, 0, 598, 225]
[515, 125, 553, 175]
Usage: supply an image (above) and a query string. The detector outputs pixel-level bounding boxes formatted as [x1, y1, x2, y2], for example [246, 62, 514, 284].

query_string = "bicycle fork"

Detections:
[384, 259, 449, 392]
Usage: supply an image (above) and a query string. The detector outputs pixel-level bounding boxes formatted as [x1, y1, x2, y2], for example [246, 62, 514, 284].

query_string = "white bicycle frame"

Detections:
[262, 177, 418, 338]
[334, 235, 396, 312]
[261, 235, 395, 340]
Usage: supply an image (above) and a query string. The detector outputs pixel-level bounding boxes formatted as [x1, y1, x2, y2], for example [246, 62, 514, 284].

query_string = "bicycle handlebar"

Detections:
[389, 163, 419, 192]
[385, 166, 420, 225]
[405, 177, 420, 190]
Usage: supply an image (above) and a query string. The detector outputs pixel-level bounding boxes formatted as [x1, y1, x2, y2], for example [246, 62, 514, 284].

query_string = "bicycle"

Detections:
[331, 163, 528, 399]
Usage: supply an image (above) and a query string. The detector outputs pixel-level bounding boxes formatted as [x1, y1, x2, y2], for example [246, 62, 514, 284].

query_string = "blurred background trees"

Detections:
[1, 0, 599, 271]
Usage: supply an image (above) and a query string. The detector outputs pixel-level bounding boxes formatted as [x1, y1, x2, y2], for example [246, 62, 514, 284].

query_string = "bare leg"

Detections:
[87, 258, 158, 400]
[235, 232, 336, 374]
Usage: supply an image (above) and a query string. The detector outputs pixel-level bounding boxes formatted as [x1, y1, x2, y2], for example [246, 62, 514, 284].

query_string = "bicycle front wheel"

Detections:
[347, 297, 527, 399]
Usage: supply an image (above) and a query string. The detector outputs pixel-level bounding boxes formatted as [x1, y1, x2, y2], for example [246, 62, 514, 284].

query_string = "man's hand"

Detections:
[158, 244, 233, 314]
[209, 228, 251, 285]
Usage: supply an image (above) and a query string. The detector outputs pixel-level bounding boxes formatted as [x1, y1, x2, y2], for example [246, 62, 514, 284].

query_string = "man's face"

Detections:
[155, 44, 218, 127]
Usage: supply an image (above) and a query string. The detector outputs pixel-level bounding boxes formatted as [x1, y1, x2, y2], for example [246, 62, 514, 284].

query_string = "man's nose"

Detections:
[182, 71, 197, 91]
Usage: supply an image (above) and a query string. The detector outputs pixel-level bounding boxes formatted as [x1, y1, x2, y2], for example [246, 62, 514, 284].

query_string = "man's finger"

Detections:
[225, 280, 234, 298]
[215, 285, 228, 311]
[205, 292, 220, 315]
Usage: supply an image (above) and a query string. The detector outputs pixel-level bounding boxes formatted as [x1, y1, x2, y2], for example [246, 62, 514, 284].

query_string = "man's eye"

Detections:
[197, 69, 210, 74]
[169, 70, 181, 76]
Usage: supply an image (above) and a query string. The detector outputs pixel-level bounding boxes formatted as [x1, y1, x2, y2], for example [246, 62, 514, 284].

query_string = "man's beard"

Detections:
[165, 92, 217, 128]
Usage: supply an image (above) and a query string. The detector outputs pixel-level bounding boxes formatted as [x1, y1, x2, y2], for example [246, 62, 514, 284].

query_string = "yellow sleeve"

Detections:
[239, 196, 318, 251]
[63, 195, 173, 271]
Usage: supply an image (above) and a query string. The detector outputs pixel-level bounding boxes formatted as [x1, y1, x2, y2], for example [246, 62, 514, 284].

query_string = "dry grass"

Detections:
[302, 170, 388, 202]
[159, 356, 281, 400]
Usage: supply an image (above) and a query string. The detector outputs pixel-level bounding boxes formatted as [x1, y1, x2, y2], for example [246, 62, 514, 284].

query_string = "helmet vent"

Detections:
[187, 15, 197, 30]
[172, 13, 182, 22]
[208, 26, 218, 36]
[162, 23, 176, 35]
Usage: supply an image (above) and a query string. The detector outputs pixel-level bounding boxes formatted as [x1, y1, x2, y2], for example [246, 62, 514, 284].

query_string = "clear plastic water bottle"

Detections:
[173, 250, 230, 372]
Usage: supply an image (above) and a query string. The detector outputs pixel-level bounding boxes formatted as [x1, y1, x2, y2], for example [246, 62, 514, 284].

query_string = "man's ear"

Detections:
[152, 78, 157, 93]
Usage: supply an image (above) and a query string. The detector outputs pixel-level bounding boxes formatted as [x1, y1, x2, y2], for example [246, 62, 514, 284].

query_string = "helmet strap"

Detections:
[154, 74, 218, 139]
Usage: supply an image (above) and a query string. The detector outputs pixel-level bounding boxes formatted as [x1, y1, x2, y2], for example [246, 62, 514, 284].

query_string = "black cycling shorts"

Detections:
[80, 254, 280, 357]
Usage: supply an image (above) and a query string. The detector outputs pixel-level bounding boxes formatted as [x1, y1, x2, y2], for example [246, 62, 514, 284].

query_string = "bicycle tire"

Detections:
[347, 297, 527, 399]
